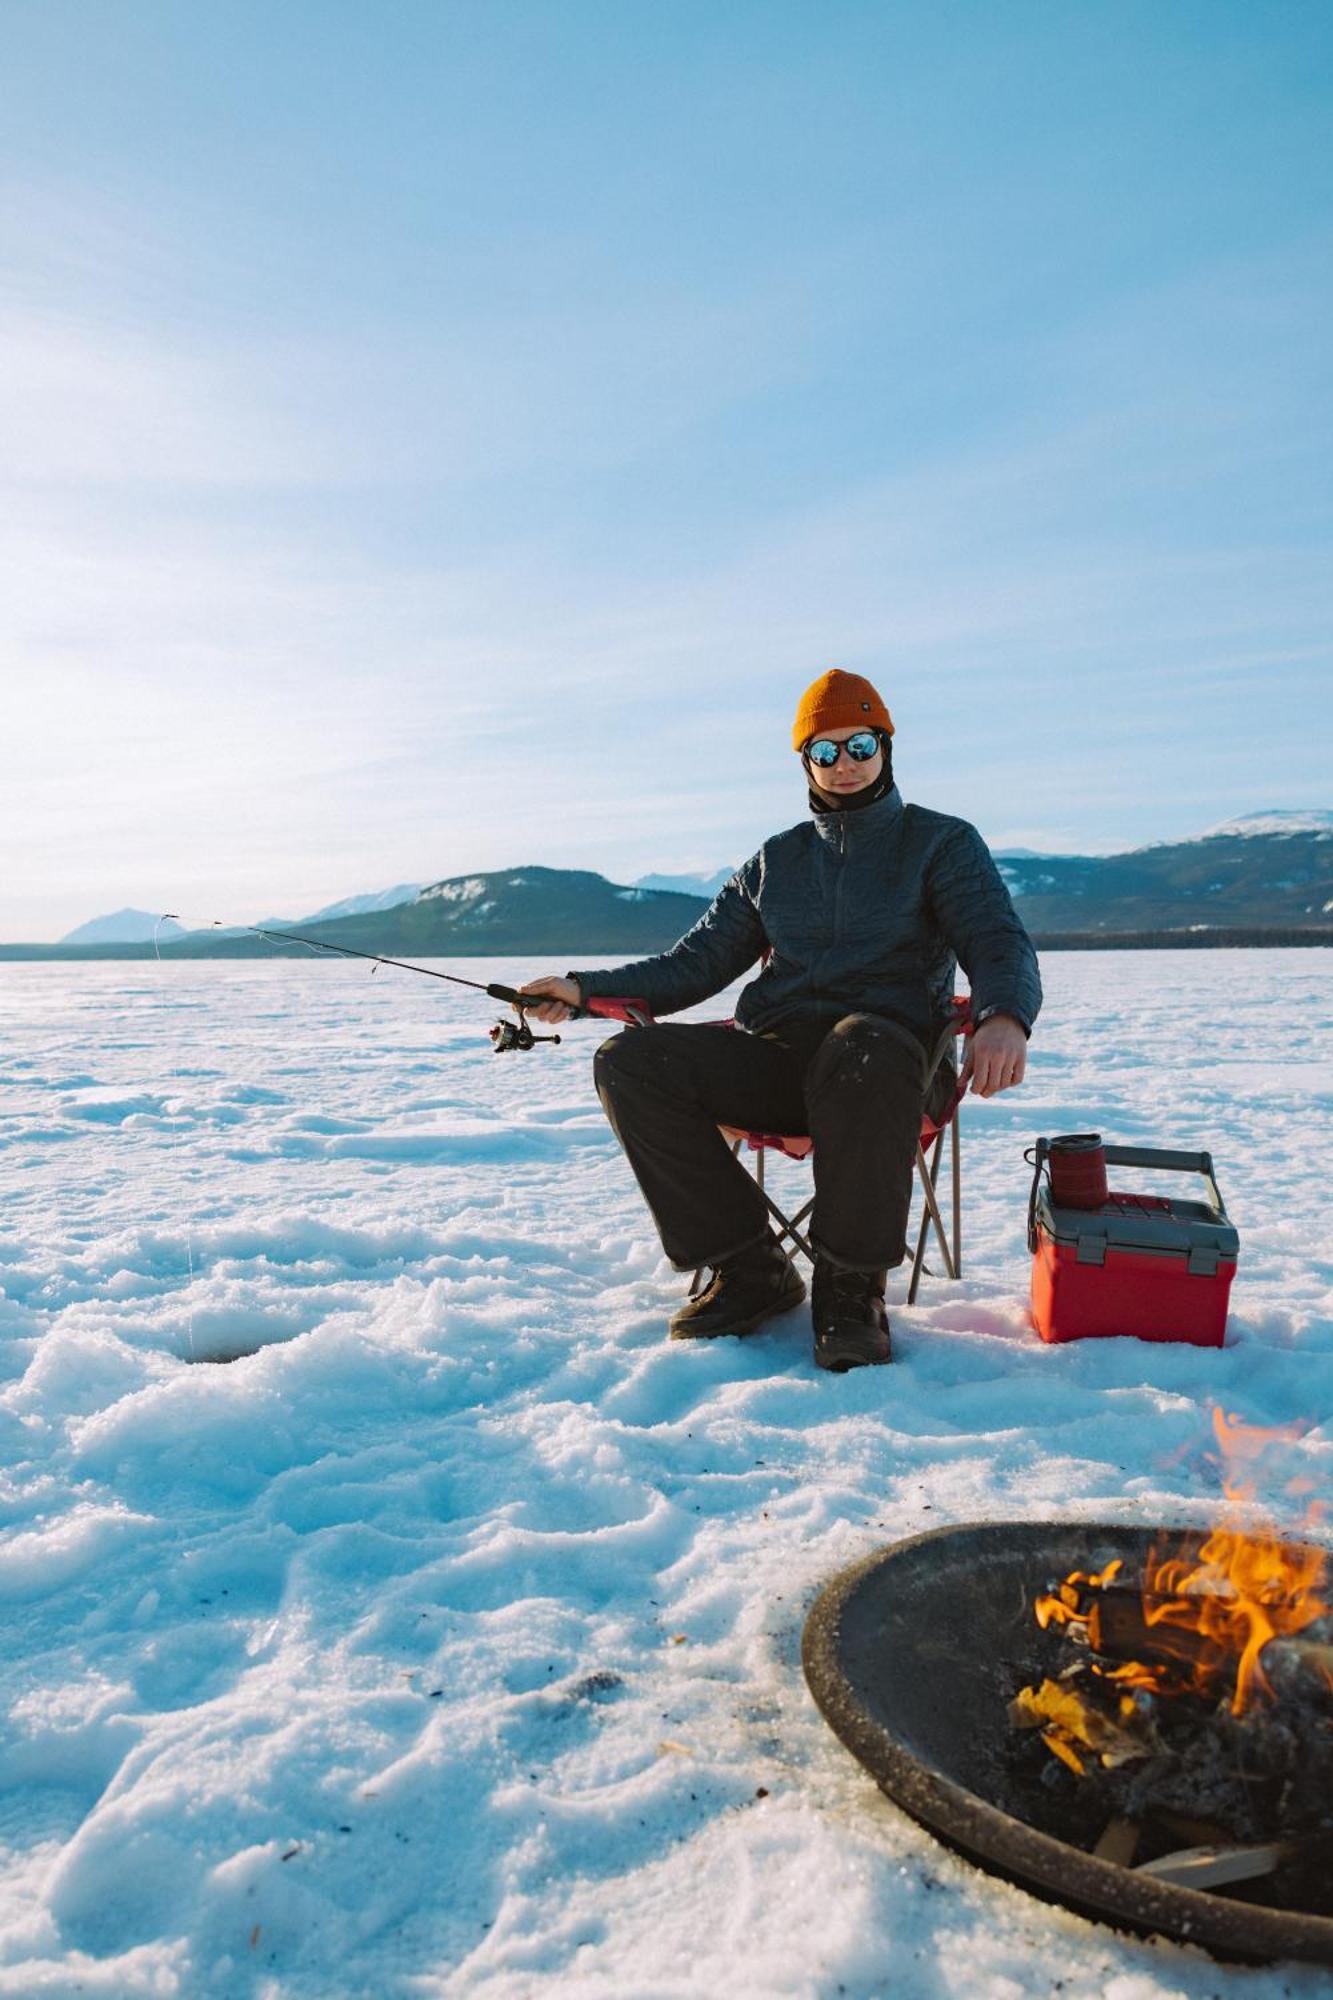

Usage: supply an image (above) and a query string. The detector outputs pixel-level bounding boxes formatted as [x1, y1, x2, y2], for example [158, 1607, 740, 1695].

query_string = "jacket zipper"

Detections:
[832, 815, 847, 945]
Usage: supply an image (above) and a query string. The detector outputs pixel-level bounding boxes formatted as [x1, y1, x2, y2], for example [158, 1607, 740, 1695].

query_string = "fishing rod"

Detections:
[159, 915, 569, 1053]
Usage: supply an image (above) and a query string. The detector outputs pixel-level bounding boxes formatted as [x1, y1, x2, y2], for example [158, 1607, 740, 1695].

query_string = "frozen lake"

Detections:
[0, 951, 1330, 1997]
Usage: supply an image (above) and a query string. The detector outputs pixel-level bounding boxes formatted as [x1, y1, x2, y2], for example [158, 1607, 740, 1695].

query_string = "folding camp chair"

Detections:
[583, 996, 972, 1306]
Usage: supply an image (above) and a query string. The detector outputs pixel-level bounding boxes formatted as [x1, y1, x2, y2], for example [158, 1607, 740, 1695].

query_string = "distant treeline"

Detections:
[1029, 927, 1333, 950]
[1, 926, 1330, 963]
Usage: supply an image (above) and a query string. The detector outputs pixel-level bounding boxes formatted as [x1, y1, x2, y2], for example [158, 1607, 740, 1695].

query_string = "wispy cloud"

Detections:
[2, 119, 1329, 934]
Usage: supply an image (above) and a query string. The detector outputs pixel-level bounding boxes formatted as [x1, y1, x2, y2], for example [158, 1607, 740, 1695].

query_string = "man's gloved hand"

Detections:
[962, 1014, 1028, 1098]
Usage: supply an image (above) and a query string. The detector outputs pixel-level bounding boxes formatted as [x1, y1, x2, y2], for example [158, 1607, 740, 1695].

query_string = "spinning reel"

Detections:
[489, 1007, 562, 1054]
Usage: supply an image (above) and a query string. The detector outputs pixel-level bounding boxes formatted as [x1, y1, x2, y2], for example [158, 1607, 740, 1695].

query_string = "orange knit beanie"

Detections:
[791, 669, 894, 752]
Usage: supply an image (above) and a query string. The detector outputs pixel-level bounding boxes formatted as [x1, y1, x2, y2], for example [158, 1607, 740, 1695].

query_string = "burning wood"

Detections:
[1009, 1557, 1333, 1857]
[1033, 1536, 1333, 1710]
[1009, 1419, 1333, 1879]
[1008, 1675, 1159, 1773]
[1035, 1576, 1333, 1698]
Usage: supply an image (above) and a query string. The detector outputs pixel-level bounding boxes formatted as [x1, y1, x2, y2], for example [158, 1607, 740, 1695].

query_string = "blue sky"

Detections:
[4, 1, 1331, 936]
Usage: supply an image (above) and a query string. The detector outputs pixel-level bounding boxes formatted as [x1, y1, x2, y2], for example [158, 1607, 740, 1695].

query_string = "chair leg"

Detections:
[907, 1149, 934, 1306]
[686, 1143, 829, 1295]
[909, 1133, 958, 1303]
[748, 1146, 815, 1265]
[786, 1193, 815, 1240]
[950, 1108, 962, 1279]
[922, 1138, 958, 1280]
[759, 1201, 814, 1264]
[763, 1189, 814, 1265]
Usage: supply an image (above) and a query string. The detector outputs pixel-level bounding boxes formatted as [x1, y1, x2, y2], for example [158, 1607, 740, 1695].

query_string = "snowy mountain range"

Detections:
[29, 811, 1333, 958]
[1191, 810, 1333, 840]
[257, 882, 424, 928]
[59, 886, 427, 946]
[59, 908, 188, 946]
[989, 812, 1332, 933]
[118, 868, 716, 962]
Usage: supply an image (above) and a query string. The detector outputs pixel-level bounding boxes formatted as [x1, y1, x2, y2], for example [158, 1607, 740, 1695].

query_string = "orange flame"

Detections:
[1139, 1410, 1329, 1713]
[1028, 1408, 1331, 1728]
[1034, 1558, 1122, 1634]
[1143, 1524, 1328, 1712]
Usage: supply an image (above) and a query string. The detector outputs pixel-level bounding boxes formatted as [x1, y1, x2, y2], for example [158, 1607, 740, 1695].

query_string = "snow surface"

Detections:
[1, 951, 1331, 1999]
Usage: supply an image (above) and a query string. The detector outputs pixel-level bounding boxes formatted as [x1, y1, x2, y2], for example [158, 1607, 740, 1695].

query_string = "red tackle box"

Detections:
[1027, 1143, 1238, 1347]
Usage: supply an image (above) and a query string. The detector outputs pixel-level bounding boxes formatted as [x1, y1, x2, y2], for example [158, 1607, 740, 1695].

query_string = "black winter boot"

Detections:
[812, 1258, 892, 1371]
[669, 1235, 806, 1341]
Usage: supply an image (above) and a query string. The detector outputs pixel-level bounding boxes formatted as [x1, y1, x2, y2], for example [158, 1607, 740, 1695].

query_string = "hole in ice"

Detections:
[176, 1306, 311, 1364]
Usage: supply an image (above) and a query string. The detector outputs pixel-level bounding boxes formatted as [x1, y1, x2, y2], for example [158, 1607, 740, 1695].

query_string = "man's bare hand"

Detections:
[962, 1014, 1028, 1098]
[516, 975, 583, 1025]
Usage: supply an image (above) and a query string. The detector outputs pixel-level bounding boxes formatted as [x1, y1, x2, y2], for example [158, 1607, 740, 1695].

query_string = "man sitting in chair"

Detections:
[519, 670, 1041, 1371]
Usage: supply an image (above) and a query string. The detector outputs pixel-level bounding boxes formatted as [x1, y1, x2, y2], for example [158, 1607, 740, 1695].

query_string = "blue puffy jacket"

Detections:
[569, 786, 1041, 1056]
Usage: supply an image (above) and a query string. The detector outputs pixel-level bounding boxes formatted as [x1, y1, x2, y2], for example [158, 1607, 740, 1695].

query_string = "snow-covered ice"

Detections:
[0, 951, 1330, 1998]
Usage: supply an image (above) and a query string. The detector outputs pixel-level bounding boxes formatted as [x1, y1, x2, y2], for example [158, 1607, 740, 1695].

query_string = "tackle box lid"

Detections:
[1034, 1185, 1239, 1270]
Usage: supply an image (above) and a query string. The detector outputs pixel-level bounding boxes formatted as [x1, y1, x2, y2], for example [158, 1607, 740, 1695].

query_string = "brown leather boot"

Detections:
[669, 1236, 806, 1340]
[812, 1259, 892, 1370]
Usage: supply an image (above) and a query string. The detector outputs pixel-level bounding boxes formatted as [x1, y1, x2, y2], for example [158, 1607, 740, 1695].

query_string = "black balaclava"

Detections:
[805, 730, 895, 815]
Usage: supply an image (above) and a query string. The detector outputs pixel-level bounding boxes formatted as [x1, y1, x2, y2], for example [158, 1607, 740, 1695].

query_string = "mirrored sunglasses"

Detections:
[804, 729, 881, 768]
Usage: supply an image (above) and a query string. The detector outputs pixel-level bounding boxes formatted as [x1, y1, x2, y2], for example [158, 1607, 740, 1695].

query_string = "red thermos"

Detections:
[1047, 1133, 1109, 1211]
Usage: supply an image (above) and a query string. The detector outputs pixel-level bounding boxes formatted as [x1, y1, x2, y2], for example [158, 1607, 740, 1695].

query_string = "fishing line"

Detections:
[157, 913, 568, 1051]
[195, 918, 544, 1004]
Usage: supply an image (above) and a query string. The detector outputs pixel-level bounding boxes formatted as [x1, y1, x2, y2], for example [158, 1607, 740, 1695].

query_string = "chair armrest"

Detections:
[583, 996, 655, 1026]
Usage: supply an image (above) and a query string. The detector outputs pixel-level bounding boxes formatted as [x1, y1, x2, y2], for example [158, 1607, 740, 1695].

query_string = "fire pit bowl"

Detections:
[802, 1522, 1333, 1966]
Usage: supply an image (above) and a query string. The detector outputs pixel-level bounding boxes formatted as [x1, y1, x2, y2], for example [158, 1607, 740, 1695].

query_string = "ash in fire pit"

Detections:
[802, 1521, 1333, 1966]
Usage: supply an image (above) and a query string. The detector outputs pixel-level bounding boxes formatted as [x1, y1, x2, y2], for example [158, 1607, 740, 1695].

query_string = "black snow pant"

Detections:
[592, 1010, 956, 1275]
